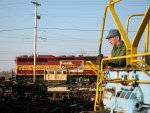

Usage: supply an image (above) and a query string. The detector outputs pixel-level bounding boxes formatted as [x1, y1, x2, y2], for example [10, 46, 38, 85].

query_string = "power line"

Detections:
[0, 1, 30, 6]
[0, 27, 100, 33]
[0, 27, 145, 34]
[0, 28, 33, 32]
[39, 27, 100, 31]
[39, 28, 142, 32]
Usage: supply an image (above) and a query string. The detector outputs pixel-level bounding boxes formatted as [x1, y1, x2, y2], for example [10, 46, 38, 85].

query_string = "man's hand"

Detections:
[108, 54, 112, 58]
[97, 54, 103, 64]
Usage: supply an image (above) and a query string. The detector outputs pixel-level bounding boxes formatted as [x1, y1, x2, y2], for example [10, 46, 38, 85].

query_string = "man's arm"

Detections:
[105, 44, 126, 67]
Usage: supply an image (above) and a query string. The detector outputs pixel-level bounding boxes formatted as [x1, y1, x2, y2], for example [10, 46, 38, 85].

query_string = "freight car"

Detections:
[15, 55, 97, 87]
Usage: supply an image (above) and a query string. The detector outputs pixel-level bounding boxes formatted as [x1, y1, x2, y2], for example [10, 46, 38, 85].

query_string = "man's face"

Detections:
[108, 36, 118, 47]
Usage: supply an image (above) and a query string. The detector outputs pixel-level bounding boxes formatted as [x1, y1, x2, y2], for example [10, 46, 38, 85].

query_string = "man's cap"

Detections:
[106, 29, 120, 39]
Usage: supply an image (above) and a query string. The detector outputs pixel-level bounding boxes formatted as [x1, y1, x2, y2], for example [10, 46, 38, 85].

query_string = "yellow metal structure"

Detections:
[126, 14, 144, 35]
[91, 0, 150, 111]
[86, 61, 108, 110]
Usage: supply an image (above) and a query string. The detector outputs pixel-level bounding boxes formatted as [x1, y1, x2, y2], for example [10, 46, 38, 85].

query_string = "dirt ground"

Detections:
[0, 96, 95, 113]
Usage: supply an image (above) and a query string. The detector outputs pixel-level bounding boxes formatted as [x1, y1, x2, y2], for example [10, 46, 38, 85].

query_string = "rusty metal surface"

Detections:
[0, 76, 97, 113]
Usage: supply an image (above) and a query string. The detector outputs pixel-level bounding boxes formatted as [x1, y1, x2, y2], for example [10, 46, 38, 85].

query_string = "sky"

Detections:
[0, 0, 150, 71]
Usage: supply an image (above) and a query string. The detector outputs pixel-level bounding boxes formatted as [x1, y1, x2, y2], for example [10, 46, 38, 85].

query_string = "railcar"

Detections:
[15, 55, 97, 85]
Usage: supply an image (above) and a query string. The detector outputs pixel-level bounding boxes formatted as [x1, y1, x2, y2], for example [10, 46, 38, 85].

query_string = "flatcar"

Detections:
[15, 55, 97, 85]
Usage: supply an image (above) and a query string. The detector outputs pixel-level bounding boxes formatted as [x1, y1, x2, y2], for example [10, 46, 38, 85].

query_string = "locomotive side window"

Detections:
[63, 71, 67, 74]
[57, 71, 62, 74]
[28, 58, 33, 62]
[37, 58, 48, 62]
[84, 57, 97, 61]
[17, 58, 33, 62]
[58, 58, 74, 60]
[50, 71, 54, 74]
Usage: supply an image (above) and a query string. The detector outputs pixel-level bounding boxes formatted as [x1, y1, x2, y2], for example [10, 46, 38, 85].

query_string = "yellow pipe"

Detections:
[132, 5, 150, 54]
[100, 52, 150, 77]
[145, 22, 150, 64]
[101, 52, 150, 62]
[132, 60, 150, 69]
[132, 62, 150, 77]
[98, 6, 108, 55]
[145, 21, 149, 53]
[126, 14, 144, 35]
[108, 0, 121, 5]
[94, 78, 102, 111]
[113, 79, 150, 84]
[137, 80, 150, 84]
[109, 78, 122, 81]
[107, 77, 150, 84]
[131, 6, 150, 66]
[114, 78, 136, 82]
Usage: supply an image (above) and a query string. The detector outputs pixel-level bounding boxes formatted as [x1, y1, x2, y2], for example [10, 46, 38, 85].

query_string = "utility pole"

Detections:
[32, 0, 41, 83]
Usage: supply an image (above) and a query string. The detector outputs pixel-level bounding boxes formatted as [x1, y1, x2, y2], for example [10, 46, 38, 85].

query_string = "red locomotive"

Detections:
[15, 55, 97, 85]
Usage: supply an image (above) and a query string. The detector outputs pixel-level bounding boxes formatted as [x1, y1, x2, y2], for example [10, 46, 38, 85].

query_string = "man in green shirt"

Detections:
[104, 29, 126, 67]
